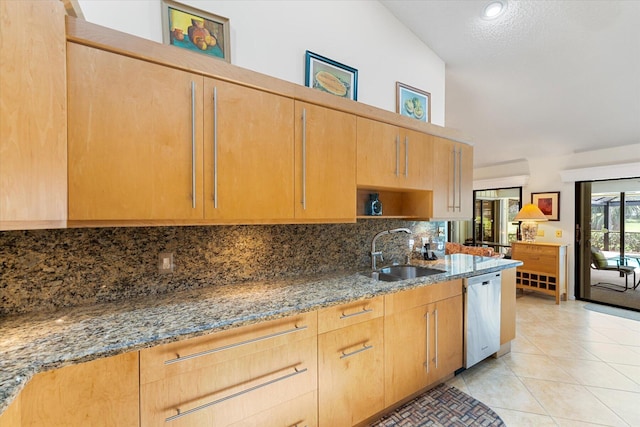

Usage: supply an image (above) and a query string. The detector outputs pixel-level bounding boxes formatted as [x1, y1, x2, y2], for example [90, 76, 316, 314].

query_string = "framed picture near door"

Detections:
[532, 191, 560, 221]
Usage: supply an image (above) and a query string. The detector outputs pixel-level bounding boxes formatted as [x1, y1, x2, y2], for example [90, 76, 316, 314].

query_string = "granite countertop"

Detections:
[0, 254, 521, 413]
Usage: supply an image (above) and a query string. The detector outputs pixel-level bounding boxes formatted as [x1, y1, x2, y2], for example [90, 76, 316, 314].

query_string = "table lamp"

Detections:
[514, 203, 548, 242]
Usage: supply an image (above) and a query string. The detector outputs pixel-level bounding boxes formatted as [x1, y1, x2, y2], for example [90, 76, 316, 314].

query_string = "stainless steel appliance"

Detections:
[464, 272, 501, 368]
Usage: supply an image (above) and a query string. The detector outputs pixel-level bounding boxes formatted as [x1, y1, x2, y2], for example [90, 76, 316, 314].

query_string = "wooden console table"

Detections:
[511, 242, 568, 304]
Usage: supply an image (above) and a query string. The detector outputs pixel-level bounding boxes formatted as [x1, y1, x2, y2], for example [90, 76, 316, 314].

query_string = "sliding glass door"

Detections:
[576, 178, 640, 310]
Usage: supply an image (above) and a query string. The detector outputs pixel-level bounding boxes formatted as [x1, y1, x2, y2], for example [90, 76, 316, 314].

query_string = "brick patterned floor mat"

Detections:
[370, 383, 505, 427]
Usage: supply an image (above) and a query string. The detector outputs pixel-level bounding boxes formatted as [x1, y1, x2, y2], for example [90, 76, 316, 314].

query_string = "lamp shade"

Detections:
[513, 204, 548, 222]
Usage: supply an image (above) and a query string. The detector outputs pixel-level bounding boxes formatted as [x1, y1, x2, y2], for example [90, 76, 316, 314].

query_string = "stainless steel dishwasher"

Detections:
[464, 271, 501, 368]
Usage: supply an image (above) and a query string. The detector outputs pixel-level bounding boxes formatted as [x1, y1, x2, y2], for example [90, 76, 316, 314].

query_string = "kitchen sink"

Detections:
[368, 265, 445, 282]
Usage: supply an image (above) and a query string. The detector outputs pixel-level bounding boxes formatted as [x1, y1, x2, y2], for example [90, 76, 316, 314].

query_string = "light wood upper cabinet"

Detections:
[0, 0, 67, 230]
[384, 280, 463, 407]
[356, 117, 432, 191]
[203, 78, 295, 221]
[431, 137, 473, 220]
[6, 352, 139, 427]
[294, 102, 356, 222]
[67, 43, 204, 222]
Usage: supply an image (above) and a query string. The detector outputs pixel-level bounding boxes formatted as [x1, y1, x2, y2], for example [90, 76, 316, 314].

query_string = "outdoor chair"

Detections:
[590, 246, 638, 292]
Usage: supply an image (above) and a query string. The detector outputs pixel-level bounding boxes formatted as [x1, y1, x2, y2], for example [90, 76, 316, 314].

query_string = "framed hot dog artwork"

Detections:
[305, 51, 358, 101]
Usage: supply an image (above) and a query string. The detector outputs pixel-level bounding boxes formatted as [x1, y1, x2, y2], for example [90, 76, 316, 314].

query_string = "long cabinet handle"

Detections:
[457, 148, 462, 212]
[164, 325, 308, 365]
[404, 136, 409, 178]
[449, 147, 456, 211]
[340, 343, 374, 359]
[301, 108, 307, 210]
[395, 136, 400, 176]
[340, 307, 373, 319]
[424, 311, 430, 373]
[434, 308, 439, 369]
[213, 86, 218, 209]
[165, 366, 308, 423]
[190, 81, 196, 209]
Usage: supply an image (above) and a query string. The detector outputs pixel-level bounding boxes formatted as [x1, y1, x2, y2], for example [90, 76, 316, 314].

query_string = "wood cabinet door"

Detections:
[203, 78, 295, 221]
[401, 128, 433, 190]
[295, 102, 356, 222]
[67, 43, 204, 221]
[18, 352, 139, 427]
[428, 295, 464, 382]
[356, 117, 401, 189]
[431, 137, 473, 220]
[501, 267, 517, 344]
[318, 318, 384, 426]
[0, 0, 67, 230]
[384, 303, 430, 406]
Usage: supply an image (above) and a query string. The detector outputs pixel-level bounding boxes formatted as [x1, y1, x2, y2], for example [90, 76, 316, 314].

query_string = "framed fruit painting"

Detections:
[161, 0, 230, 62]
[305, 51, 358, 101]
[396, 82, 431, 123]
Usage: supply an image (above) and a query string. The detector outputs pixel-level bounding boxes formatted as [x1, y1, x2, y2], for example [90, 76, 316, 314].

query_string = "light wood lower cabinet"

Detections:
[384, 280, 463, 407]
[318, 317, 385, 426]
[1, 281, 479, 426]
[140, 312, 318, 426]
[0, 352, 139, 427]
[512, 242, 567, 304]
[501, 267, 517, 345]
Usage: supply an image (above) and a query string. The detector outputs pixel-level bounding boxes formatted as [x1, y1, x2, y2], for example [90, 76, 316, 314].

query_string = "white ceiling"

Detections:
[381, 0, 640, 168]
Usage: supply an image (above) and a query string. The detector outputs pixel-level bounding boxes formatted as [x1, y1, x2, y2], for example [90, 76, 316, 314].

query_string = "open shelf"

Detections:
[356, 188, 433, 220]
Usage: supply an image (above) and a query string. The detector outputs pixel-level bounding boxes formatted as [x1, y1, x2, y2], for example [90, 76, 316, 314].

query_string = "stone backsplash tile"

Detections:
[0, 220, 443, 315]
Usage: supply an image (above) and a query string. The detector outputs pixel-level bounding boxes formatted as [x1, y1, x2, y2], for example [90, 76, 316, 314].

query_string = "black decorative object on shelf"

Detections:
[366, 193, 382, 216]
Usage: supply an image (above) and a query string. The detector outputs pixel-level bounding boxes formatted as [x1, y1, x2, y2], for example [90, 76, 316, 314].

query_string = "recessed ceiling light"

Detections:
[483, 1, 506, 19]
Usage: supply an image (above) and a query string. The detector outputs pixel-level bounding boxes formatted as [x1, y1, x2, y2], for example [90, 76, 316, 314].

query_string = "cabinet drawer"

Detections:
[385, 279, 462, 315]
[229, 390, 317, 427]
[318, 317, 385, 426]
[516, 255, 556, 274]
[513, 243, 557, 257]
[317, 296, 383, 334]
[141, 311, 317, 384]
[141, 335, 317, 426]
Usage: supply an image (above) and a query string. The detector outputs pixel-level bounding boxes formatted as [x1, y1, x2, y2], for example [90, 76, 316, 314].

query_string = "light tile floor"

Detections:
[447, 293, 640, 426]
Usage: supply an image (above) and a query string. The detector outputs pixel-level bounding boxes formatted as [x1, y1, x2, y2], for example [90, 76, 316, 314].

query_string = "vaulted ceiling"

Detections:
[381, 0, 640, 167]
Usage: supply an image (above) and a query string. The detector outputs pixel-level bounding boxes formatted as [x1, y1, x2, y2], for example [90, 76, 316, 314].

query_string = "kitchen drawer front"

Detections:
[385, 279, 462, 315]
[515, 254, 556, 274]
[318, 317, 385, 426]
[317, 296, 383, 334]
[513, 243, 557, 257]
[140, 311, 317, 384]
[229, 390, 317, 427]
[141, 335, 317, 426]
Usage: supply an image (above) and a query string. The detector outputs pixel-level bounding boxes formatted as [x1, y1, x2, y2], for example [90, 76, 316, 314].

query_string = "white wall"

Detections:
[474, 143, 640, 299]
[77, 0, 446, 125]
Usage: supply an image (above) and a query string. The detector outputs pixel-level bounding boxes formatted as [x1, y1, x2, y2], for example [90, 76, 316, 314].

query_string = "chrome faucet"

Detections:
[370, 228, 412, 270]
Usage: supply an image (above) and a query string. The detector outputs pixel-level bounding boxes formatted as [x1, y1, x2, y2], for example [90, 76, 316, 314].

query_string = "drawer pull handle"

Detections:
[165, 324, 308, 365]
[165, 367, 308, 423]
[340, 307, 373, 319]
[340, 343, 374, 359]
